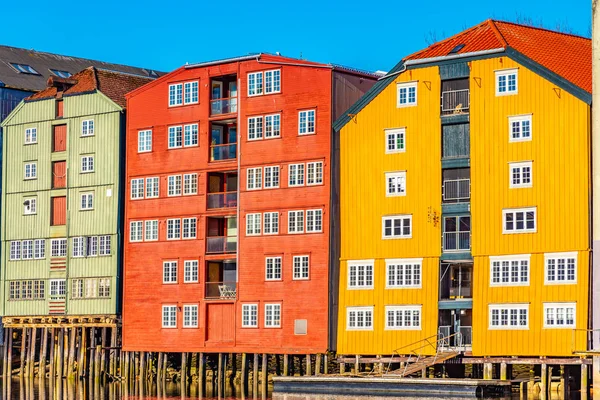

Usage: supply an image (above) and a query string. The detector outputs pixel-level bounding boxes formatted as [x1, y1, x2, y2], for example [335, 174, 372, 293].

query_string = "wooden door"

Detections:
[53, 125, 67, 152]
[51, 196, 66, 226]
[52, 161, 66, 188]
[206, 303, 235, 342]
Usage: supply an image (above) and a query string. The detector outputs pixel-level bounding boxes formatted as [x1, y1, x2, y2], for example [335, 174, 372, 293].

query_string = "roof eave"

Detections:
[184, 54, 262, 69]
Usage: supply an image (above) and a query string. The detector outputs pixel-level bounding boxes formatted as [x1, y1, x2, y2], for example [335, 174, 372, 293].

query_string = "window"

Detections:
[347, 306, 373, 330]
[490, 255, 530, 286]
[264, 70, 281, 94]
[167, 219, 181, 240]
[145, 220, 159, 241]
[130, 221, 143, 242]
[25, 128, 37, 144]
[397, 82, 417, 107]
[246, 213, 261, 236]
[264, 166, 280, 188]
[131, 178, 144, 199]
[385, 128, 406, 153]
[288, 210, 304, 234]
[168, 175, 182, 196]
[10, 241, 21, 260]
[242, 304, 258, 327]
[162, 305, 177, 328]
[72, 237, 85, 257]
[80, 193, 93, 210]
[266, 257, 282, 280]
[386, 172, 406, 196]
[146, 177, 159, 198]
[99, 236, 111, 256]
[9, 280, 44, 300]
[183, 81, 199, 104]
[248, 116, 264, 140]
[99, 278, 111, 297]
[21, 240, 33, 260]
[88, 237, 98, 256]
[265, 303, 281, 327]
[503, 207, 536, 234]
[72, 279, 84, 299]
[183, 173, 197, 195]
[50, 279, 66, 298]
[138, 130, 152, 152]
[50, 69, 71, 78]
[545, 252, 577, 284]
[183, 217, 197, 239]
[248, 72, 264, 96]
[289, 164, 305, 187]
[298, 110, 316, 135]
[496, 69, 518, 96]
[307, 162, 323, 185]
[306, 209, 322, 233]
[183, 305, 198, 328]
[509, 161, 532, 188]
[11, 63, 39, 75]
[386, 259, 422, 288]
[247, 168, 262, 190]
[82, 120, 94, 136]
[382, 215, 412, 239]
[168, 83, 183, 106]
[184, 260, 199, 283]
[34, 239, 45, 259]
[168, 126, 183, 149]
[265, 114, 281, 138]
[51, 238, 67, 257]
[348, 260, 374, 289]
[544, 303, 576, 328]
[264, 212, 279, 235]
[184, 124, 198, 146]
[81, 156, 94, 173]
[293, 255, 309, 280]
[386, 306, 422, 330]
[508, 115, 532, 142]
[489, 304, 529, 329]
[24, 198, 36, 215]
[24, 162, 37, 180]
[163, 261, 177, 283]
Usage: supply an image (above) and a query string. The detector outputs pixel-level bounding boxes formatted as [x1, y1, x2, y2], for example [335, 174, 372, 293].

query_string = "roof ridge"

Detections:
[492, 19, 591, 41]
[488, 20, 509, 48]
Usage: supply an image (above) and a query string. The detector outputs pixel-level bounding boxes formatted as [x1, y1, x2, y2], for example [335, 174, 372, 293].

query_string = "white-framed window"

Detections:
[298, 110, 316, 135]
[21, 240, 33, 260]
[293, 255, 309, 280]
[34, 239, 45, 259]
[24, 197, 36, 215]
[382, 215, 412, 239]
[183, 304, 198, 328]
[248, 69, 280, 96]
[288, 210, 304, 234]
[183, 81, 199, 105]
[81, 155, 94, 173]
[490, 255, 530, 286]
[242, 304, 258, 327]
[508, 115, 532, 142]
[130, 221, 143, 242]
[248, 116, 264, 140]
[131, 178, 144, 199]
[168, 126, 183, 149]
[346, 306, 373, 331]
[168, 175, 182, 196]
[162, 305, 177, 328]
[184, 123, 199, 147]
[146, 177, 159, 198]
[264, 166, 280, 189]
[385, 305, 422, 330]
[265, 256, 282, 281]
[99, 236, 111, 256]
[80, 193, 93, 210]
[88, 236, 98, 257]
[543, 302, 576, 328]
[163, 261, 177, 283]
[168, 83, 183, 106]
[182, 217, 197, 239]
[265, 303, 281, 328]
[183, 173, 197, 195]
[82, 120, 94, 136]
[50, 279, 66, 298]
[496, 69, 518, 96]
[306, 209, 322, 233]
[397, 82, 417, 107]
[509, 161, 532, 188]
[138, 130, 152, 152]
[348, 260, 374, 289]
[264, 212, 279, 235]
[10, 241, 21, 260]
[248, 72, 264, 96]
[24, 162, 37, 180]
[50, 238, 67, 257]
[98, 278, 111, 297]
[167, 219, 181, 240]
[246, 213, 261, 236]
[264, 69, 281, 94]
[489, 304, 529, 329]
[503, 207, 536, 234]
[386, 259, 422, 288]
[289, 164, 305, 186]
[72, 237, 85, 258]
[25, 127, 37, 144]
[265, 114, 281, 138]
[545, 252, 577, 284]
[386, 171, 406, 196]
[145, 220, 159, 241]
[307, 162, 323, 185]
[385, 128, 406, 153]
[184, 260, 199, 283]
[247, 167, 262, 190]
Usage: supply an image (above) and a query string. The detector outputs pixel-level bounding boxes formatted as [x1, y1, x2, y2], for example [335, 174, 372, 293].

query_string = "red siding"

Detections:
[52, 161, 66, 189]
[53, 125, 67, 152]
[56, 100, 64, 118]
[51, 196, 66, 226]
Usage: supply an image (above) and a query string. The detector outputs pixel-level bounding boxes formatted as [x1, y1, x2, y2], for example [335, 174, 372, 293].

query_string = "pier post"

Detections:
[100, 328, 107, 377]
[78, 328, 86, 379]
[583, 364, 589, 400]
[306, 354, 312, 376]
[283, 354, 288, 376]
[57, 328, 64, 379]
[324, 354, 328, 375]
[29, 328, 37, 377]
[157, 352, 162, 382]
[231, 353, 237, 381]
[62, 328, 68, 376]
[109, 327, 117, 376]
[94, 345, 101, 381]
[315, 354, 321, 375]
[484, 363, 493, 379]
[2, 328, 7, 379]
[253, 353, 259, 395]
[340, 360, 345, 374]
[140, 351, 146, 382]
[124, 352, 130, 381]
[199, 352, 205, 392]
[541, 363, 548, 400]
[162, 352, 167, 384]
[67, 328, 76, 379]
[261, 353, 268, 396]
[421, 368, 426, 378]
[218, 353, 223, 398]
[19, 328, 26, 378]
[49, 329, 55, 378]
[7, 330, 12, 378]
[181, 352, 187, 386]
[354, 355, 359, 375]
[241, 353, 247, 388]
[501, 362, 508, 380]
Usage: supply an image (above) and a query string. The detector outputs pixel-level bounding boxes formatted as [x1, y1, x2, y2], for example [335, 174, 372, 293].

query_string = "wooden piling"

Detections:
[500, 362, 508, 380]
[109, 328, 117, 377]
[2, 328, 7, 379]
[140, 351, 146, 382]
[62, 329, 69, 376]
[253, 353, 259, 395]
[157, 352, 163, 382]
[39, 328, 48, 379]
[79, 328, 87, 378]
[241, 353, 247, 388]
[49, 328, 56, 379]
[354, 355, 359, 375]
[340, 361, 345, 374]
[541, 363, 548, 400]
[162, 352, 167, 383]
[306, 354, 312, 376]
[124, 352, 130, 381]
[56, 329, 64, 379]
[218, 353, 223, 398]
[67, 328, 76, 379]
[315, 354, 321, 376]
[19, 328, 26, 378]
[283, 354, 288, 376]
[100, 328, 107, 376]
[181, 352, 187, 394]
[94, 345, 101, 381]
[27, 327, 35, 378]
[324, 354, 328, 375]
[6, 329, 12, 379]
[261, 354, 268, 396]
[231, 353, 237, 381]
[582, 364, 589, 400]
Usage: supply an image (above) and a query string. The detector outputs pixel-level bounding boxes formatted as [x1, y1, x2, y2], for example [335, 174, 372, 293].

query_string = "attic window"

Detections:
[144, 69, 158, 78]
[10, 63, 40, 75]
[50, 69, 72, 78]
[449, 44, 465, 55]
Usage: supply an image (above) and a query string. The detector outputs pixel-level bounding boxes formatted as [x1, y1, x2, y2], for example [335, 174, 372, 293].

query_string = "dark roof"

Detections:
[28, 67, 153, 109]
[0, 44, 164, 92]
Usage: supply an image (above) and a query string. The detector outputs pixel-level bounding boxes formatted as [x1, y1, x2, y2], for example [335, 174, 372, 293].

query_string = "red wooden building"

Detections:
[123, 53, 376, 354]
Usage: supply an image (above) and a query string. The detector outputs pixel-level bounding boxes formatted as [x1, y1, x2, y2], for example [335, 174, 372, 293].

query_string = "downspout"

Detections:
[591, 0, 600, 350]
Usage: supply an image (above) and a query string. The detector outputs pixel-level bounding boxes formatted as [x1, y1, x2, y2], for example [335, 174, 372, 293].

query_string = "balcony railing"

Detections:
[443, 231, 471, 252]
[210, 143, 237, 161]
[206, 236, 237, 254]
[438, 326, 472, 347]
[441, 89, 469, 115]
[205, 281, 237, 300]
[450, 284, 472, 298]
[442, 179, 470, 202]
[207, 192, 237, 209]
[210, 97, 238, 116]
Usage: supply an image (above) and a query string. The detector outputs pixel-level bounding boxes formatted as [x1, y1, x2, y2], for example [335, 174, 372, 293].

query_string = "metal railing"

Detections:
[444, 231, 471, 251]
[438, 326, 472, 348]
[386, 332, 461, 376]
[206, 236, 237, 254]
[459, 326, 472, 346]
[442, 179, 470, 202]
[207, 192, 237, 209]
[210, 97, 238, 115]
[450, 284, 472, 298]
[205, 281, 237, 300]
[441, 89, 469, 115]
[210, 143, 237, 161]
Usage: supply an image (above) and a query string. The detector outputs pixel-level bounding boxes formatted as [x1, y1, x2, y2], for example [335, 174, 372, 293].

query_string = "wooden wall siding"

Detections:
[52, 124, 67, 152]
[52, 161, 66, 188]
[51, 196, 66, 225]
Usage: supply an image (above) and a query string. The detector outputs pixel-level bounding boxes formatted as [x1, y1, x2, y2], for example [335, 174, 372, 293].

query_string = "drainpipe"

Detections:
[592, 0, 600, 395]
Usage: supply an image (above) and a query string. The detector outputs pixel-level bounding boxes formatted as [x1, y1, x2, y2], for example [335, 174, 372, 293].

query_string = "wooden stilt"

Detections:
[162, 352, 167, 384]
[253, 353, 259, 395]
[157, 352, 163, 383]
[124, 352, 130, 381]
[241, 353, 247, 389]
[56, 329, 64, 379]
[582, 364, 589, 400]
[62, 329, 68, 377]
[306, 354, 312, 376]
[181, 352, 187, 384]
[78, 328, 86, 379]
[261, 354, 268, 396]
[94, 345, 101, 381]
[283, 354, 289, 376]
[67, 328, 76, 379]
[26, 328, 34, 378]
[315, 354, 321, 376]
[501, 362, 508, 380]
[199, 352, 205, 394]
[19, 328, 26, 378]
[217, 353, 223, 398]
[140, 351, 146, 382]
[49, 328, 55, 379]
[2, 327, 7, 379]
[354, 355, 359, 375]
[231, 353, 237, 381]
[541, 363, 548, 400]
[109, 327, 117, 377]
[31, 328, 38, 378]
[324, 354, 328, 375]
[100, 328, 107, 377]
[6, 329, 13, 379]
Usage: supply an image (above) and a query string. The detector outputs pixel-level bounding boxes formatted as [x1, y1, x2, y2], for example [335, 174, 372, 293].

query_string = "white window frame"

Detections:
[288, 164, 305, 187]
[346, 306, 374, 331]
[162, 305, 177, 328]
[183, 304, 199, 328]
[183, 123, 199, 147]
[34, 239, 45, 259]
[293, 255, 310, 280]
[247, 72, 264, 97]
[24, 162, 37, 180]
[182, 217, 197, 239]
[24, 197, 36, 215]
[382, 215, 412, 239]
[183, 81, 199, 105]
[306, 209, 323, 233]
[168, 175, 182, 196]
[495, 68, 518, 96]
[242, 304, 258, 327]
[81, 155, 95, 173]
[167, 218, 181, 240]
[543, 302, 576, 328]
[544, 252, 578, 285]
[347, 260, 374, 289]
[385, 171, 407, 197]
[265, 256, 282, 281]
[263, 212, 279, 235]
[145, 220, 159, 241]
[184, 260, 199, 283]
[80, 193, 94, 210]
[247, 167, 262, 190]
[183, 173, 197, 195]
[163, 261, 178, 284]
[130, 221, 143, 242]
[385, 305, 422, 330]
[72, 237, 86, 258]
[264, 303, 282, 328]
[246, 213, 261, 236]
[298, 110, 316, 135]
[306, 162, 323, 186]
[264, 166, 280, 189]
[50, 238, 67, 257]
[396, 82, 417, 108]
[168, 83, 183, 107]
[247, 116, 264, 141]
[168, 125, 183, 149]
[21, 240, 33, 260]
[264, 69, 281, 94]
[489, 254, 531, 287]
[385, 258, 422, 289]
[265, 113, 281, 138]
[385, 128, 406, 154]
[130, 178, 144, 200]
[146, 177, 159, 198]
[25, 127, 37, 144]
[9, 241, 21, 260]
[509, 161, 532, 188]
[288, 210, 304, 234]
[489, 303, 529, 330]
[138, 130, 152, 153]
[508, 114, 532, 142]
[502, 207, 537, 234]
[81, 119, 94, 137]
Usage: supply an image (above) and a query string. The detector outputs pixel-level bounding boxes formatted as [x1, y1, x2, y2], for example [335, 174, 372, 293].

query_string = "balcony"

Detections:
[207, 192, 237, 209]
[207, 216, 237, 254]
[205, 282, 237, 300]
[210, 75, 237, 117]
[443, 216, 471, 252]
[207, 172, 238, 209]
[211, 98, 237, 116]
[442, 179, 470, 202]
[206, 236, 237, 254]
[205, 260, 237, 300]
[210, 122, 237, 162]
[441, 89, 469, 115]
[440, 263, 472, 300]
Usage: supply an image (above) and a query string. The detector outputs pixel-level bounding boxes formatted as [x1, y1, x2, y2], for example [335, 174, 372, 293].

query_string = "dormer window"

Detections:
[50, 69, 71, 78]
[10, 63, 39, 75]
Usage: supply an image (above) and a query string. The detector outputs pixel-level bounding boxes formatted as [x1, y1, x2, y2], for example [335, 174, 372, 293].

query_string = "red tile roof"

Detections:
[405, 19, 591, 93]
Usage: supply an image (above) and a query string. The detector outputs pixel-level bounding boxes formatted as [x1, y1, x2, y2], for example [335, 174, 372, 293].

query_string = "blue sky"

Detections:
[2, 0, 591, 74]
